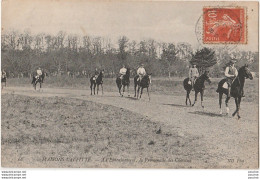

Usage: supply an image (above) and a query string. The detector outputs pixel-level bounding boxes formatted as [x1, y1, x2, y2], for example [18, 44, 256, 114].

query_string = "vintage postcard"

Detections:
[1, 0, 258, 169]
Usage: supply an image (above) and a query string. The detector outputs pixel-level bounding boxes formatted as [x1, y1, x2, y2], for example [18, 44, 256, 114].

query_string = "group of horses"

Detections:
[89, 65, 253, 119]
[31, 72, 45, 90]
[1, 73, 7, 89]
[2, 64, 250, 119]
[183, 65, 253, 119]
[90, 68, 152, 100]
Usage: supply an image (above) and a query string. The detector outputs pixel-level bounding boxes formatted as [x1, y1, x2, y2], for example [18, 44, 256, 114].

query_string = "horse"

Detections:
[31, 72, 45, 90]
[183, 70, 211, 107]
[134, 74, 152, 101]
[116, 68, 130, 97]
[90, 70, 104, 95]
[1, 74, 7, 89]
[216, 65, 253, 119]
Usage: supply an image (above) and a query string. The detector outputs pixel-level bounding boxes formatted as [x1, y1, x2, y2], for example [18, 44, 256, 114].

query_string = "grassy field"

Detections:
[5, 76, 259, 103]
[2, 94, 215, 168]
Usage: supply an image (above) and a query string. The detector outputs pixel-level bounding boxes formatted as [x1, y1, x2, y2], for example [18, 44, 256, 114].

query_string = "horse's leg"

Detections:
[101, 84, 104, 95]
[186, 90, 190, 105]
[90, 83, 93, 95]
[137, 86, 140, 99]
[139, 87, 143, 99]
[127, 85, 130, 97]
[147, 87, 150, 101]
[192, 91, 198, 106]
[225, 96, 230, 115]
[134, 84, 137, 97]
[97, 85, 99, 95]
[237, 97, 241, 119]
[122, 85, 125, 97]
[93, 84, 96, 95]
[185, 91, 188, 105]
[232, 98, 239, 117]
[118, 85, 121, 96]
[219, 93, 223, 114]
[200, 90, 204, 108]
[188, 91, 191, 105]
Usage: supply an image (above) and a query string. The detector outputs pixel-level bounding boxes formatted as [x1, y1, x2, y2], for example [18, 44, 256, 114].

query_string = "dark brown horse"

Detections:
[1, 74, 7, 89]
[31, 72, 45, 90]
[216, 65, 253, 119]
[134, 74, 151, 101]
[183, 71, 211, 107]
[90, 70, 104, 95]
[116, 68, 130, 97]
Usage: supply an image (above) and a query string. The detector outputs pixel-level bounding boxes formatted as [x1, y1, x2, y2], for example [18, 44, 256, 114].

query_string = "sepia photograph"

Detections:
[1, 0, 259, 171]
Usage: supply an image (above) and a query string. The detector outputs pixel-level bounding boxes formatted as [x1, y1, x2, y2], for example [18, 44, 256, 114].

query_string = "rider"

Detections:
[1, 70, 6, 79]
[119, 64, 127, 80]
[189, 64, 199, 90]
[225, 59, 239, 98]
[36, 67, 43, 81]
[137, 63, 146, 82]
[93, 68, 99, 83]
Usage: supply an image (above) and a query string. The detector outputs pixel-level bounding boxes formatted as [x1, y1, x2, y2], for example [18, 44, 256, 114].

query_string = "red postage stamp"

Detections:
[203, 7, 246, 44]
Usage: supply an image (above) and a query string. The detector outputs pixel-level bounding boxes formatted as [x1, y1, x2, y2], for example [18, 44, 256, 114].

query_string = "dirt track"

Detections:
[2, 86, 259, 168]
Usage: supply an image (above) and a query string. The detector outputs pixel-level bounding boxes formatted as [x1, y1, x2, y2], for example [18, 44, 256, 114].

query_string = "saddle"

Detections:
[120, 74, 125, 80]
[222, 82, 228, 89]
[188, 78, 197, 85]
[222, 77, 235, 89]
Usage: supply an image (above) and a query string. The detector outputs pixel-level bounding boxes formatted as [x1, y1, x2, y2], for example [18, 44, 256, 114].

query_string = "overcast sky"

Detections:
[2, 0, 259, 51]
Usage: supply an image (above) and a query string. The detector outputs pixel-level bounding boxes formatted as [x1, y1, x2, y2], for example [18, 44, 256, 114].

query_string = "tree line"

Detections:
[1, 30, 258, 78]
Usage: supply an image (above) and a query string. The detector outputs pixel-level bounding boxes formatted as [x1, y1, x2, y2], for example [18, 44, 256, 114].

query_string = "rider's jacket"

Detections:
[225, 66, 238, 79]
[137, 67, 146, 76]
[119, 68, 127, 75]
[189, 67, 199, 79]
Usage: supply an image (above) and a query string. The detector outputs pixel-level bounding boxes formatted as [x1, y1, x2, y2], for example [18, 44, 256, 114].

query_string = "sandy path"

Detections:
[2, 86, 258, 168]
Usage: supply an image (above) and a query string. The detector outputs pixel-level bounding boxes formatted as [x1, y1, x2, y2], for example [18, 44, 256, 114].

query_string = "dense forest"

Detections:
[1, 30, 259, 78]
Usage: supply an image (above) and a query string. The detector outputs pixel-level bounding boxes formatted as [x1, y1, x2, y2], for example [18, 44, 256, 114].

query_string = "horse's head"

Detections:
[202, 70, 211, 84]
[147, 73, 152, 84]
[126, 68, 131, 76]
[99, 69, 105, 77]
[239, 65, 253, 80]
